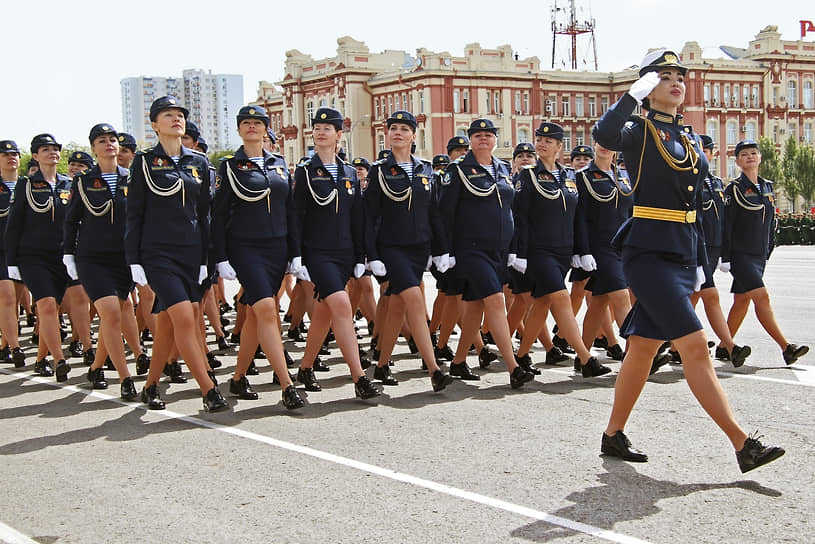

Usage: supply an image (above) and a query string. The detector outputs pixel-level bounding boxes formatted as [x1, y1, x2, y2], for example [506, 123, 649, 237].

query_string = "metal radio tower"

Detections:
[551, 0, 598, 70]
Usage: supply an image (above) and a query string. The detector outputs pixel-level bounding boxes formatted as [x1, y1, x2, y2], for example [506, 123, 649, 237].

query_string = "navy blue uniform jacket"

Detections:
[700, 173, 725, 250]
[63, 165, 129, 256]
[722, 173, 775, 261]
[574, 161, 633, 256]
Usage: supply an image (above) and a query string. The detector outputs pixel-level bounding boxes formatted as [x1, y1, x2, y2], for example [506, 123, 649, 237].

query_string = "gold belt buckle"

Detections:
[685, 210, 696, 223]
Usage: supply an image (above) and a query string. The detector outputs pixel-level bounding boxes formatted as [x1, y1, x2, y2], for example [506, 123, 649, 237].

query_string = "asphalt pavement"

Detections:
[0, 246, 813, 544]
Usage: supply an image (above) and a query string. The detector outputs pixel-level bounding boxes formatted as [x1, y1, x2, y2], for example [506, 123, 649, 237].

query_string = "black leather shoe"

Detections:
[11, 347, 26, 368]
[287, 327, 305, 342]
[545, 347, 569, 365]
[313, 357, 330, 372]
[272, 371, 296, 385]
[216, 336, 229, 351]
[783, 344, 809, 366]
[482, 331, 495, 345]
[730, 345, 751, 368]
[593, 336, 609, 349]
[230, 332, 241, 344]
[431, 369, 453, 392]
[34, 358, 54, 377]
[359, 349, 372, 370]
[601, 431, 648, 462]
[318, 345, 331, 356]
[30, 332, 38, 345]
[478, 347, 497, 369]
[450, 361, 480, 381]
[0, 346, 10, 362]
[284, 349, 296, 368]
[605, 344, 624, 361]
[552, 334, 575, 354]
[83, 348, 96, 367]
[68, 339, 84, 358]
[658, 341, 671, 353]
[354, 375, 380, 399]
[207, 370, 218, 386]
[282, 385, 305, 410]
[120, 377, 138, 401]
[104, 357, 116, 370]
[715, 346, 730, 361]
[203, 387, 229, 412]
[141, 384, 165, 410]
[253, 346, 265, 359]
[514, 352, 541, 375]
[229, 376, 258, 400]
[434, 344, 454, 361]
[296, 367, 322, 391]
[246, 361, 260, 375]
[407, 337, 419, 354]
[220, 315, 230, 328]
[206, 352, 222, 369]
[429, 331, 438, 347]
[649, 353, 671, 375]
[736, 432, 785, 473]
[141, 329, 153, 342]
[55, 360, 71, 382]
[373, 364, 399, 385]
[136, 353, 150, 375]
[573, 356, 582, 372]
[163, 361, 187, 383]
[510, 365, 534, 389]
[26, 312, 35, 327]
[87, 367, 108, 389]
[579, 356, 612, 378]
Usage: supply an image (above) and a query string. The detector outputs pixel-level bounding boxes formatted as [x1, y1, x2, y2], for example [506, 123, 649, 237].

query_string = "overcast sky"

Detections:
[0, 0, 804, 148]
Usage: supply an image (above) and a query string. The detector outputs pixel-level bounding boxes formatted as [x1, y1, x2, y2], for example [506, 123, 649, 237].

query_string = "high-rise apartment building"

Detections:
[121, 70, 243, 151]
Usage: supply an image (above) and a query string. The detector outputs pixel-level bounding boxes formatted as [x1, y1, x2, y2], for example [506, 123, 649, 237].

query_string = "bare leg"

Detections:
[605, 335, 661, 435]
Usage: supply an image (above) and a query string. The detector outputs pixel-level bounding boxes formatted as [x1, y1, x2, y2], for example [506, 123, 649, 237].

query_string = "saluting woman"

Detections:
[511, 122, 607, 378]
[364, 110, 453, 392]
[291, 107, 378, 399]
[437, 118, 533, 388]
[212, 105, 305, 410]
[125, 96, 227, 412]
[63, 124, 148, 400]
[5, 134, 72, 381]
[593, 50, 784, 472]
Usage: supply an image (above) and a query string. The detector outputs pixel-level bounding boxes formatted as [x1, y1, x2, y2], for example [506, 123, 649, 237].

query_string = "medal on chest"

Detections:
[346, 180, 353, 195]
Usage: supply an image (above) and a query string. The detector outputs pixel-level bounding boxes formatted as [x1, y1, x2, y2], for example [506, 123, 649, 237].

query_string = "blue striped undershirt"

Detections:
[323, 163, 339, 180]
[101, 173, 118, 194]
[249, 156, 265, 170]
[482, 163, 495, 180]
[3, 180, 16, 192]
[397, 162, 413, 180]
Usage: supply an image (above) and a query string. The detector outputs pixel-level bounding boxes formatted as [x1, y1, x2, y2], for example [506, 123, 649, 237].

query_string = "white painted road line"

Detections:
[0, 368, 652, 544]
[0, 521, 38, 544]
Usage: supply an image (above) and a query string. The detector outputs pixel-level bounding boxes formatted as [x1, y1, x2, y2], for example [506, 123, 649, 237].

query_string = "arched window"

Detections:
[745, 122, 757, 141]
[804, 80, 813, 109]
[518, 129, 529, 143]
[726, 121, 737, 145]
[788, 79, 798, 108]
[377, 133, 385, 152]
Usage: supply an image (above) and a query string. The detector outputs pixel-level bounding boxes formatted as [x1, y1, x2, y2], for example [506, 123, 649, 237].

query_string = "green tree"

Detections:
[17, 150, 33, 177]
[795, 144, 815, 210]
[208, 149, 235, 166]
[758, 137, 785, 206]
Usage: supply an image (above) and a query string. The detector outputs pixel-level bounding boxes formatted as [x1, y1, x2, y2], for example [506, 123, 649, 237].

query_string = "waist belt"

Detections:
[633, 205, 696, 224]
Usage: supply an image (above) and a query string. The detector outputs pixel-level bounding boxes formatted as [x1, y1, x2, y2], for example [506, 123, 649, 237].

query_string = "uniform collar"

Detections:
[737, 172, 766, 191]
[383, 151, 422, 172]
[461, 150, 502, 173]
[647, 109, 683, 126]
[152, 142, 197, 160]
[29, 170, 67, 184]
[234, 146, 274, 163]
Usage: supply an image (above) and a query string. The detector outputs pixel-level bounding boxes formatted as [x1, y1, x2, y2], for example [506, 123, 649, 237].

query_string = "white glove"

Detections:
[426, 256, 433, 271]
[288, 256, 303, 275]
[7, 266, 21, 281]
[571, 255, 582, 268]
[130, 264, 148, 286]
[368, 260, 387, 277]
[448, 256, 456, 269]
[353, 263, 365, 279]
[62, 255, 78, 281]
[507, 253, 517, 267]
[511, 257, 527, 274]
[693, 266, 705, 292]
[198, 265, 209, 284]
[628, 71, 660, 105]
[718, 261, 731, 273]
[432, 253, 451, 273]
[579, 254, 597, 272]
[295, 265, 311, 282]
[216, 261, 237, 280]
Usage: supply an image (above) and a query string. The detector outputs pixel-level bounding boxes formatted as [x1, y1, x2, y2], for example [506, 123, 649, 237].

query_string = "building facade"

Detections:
[255, 27, 815, 211]
[121, 70, 244, 151]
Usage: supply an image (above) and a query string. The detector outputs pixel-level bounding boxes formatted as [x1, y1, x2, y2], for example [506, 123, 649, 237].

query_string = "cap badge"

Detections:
[397, 113, 403, 119]
[664, 53, 678, 64]
[320, 113, 327, 119]
[479, 121, 486, 128]
[458, 138, 464, 144]
[168, 98, 176, 105]
[543, 126, 549, 133]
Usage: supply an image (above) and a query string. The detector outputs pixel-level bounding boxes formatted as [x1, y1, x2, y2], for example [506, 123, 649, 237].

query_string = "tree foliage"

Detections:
[795, 144, 815, 208]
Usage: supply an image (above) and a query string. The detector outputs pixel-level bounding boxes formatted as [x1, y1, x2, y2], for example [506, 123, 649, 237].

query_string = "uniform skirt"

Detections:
[304, 247, 353, 301]
[456, 248, 505, 302]
[18, 252, 69, 304]
[143, 247, 203, 313]
[510, 267, 532, 295]
[569, 266, 591, 283]
[0, 252, 7, 281]
[585, 246, 627, 296]
[77, 252, 133, 302]
[730, 252, 766, 294]
[620, 247, 701, 341]
[380, 243, 429, 295]
[700, 246, 721, 291]
[528, 247, 571, 298]
[228, 236, 287, 306]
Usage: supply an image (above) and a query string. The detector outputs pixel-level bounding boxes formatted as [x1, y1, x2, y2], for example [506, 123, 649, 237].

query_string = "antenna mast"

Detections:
[551, 0, 598, 70]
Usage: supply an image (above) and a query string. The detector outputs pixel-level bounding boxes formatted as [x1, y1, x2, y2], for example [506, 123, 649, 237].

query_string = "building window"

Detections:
[576, 127, 585, 146]
[789, 123, 797, 139]
[547, 95, 557, 116]
[588, 97, 596, 118]
[402, 93, 408, 112]
[746, 122, 757, 141]
[706, 120, 717, 140]
[494, 91, 501, 114]
[320, 98, 327, 107]
[575, 97, 584, 117]
[773, 124, 779, 143]
[732, 85, 739, 108]
[752, 85, 760, 108]
[788, 79, 797, 108]
[420, 91, 425, 113]
[462, 90, 469, 113]
[523, 93, 529, 115]
[601, 96, 608, 114]
[388, 96, 393, 115]
[518, 128, 529, 143]
[726, 121, 737, 145]
[453, 90, 460, 113]
[418, 129, 426, 150]
[456, 127, 467, 137]
[727, 157, 737, 179]
[374, 98, 380, 119]
[563, 128, 571, 151]
[485, 91, 491, 114]
[704, 84, 711, 104]
[805, 123, 812, 143]
[804, 81, 813, 109]
[724, 85, 730, 107]
[772, 86, 779, 107]
[713, 85, 720, 106]
[377, 133, 385, 152]
[743, 86, 750, 109]
[395, 95, 400, 111]
[515, 91, 521, 114]
[561, 95, 570, 117]
[306, 101, 314, 127]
